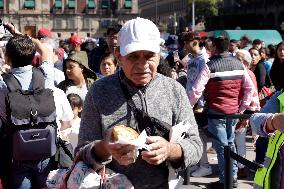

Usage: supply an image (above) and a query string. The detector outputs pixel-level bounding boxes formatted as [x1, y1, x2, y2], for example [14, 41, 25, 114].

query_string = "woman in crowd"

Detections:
[270, 41, 284, 90]
[235, 49, 260, 178]
[249, 47, 274, 165]
[259, 47, 272, 74]
[99, 52, 118, 77]
[58, 51, 97, 101]
[249, 47, 267, 92]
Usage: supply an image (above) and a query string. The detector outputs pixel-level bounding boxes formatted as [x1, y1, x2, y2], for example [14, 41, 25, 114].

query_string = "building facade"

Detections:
[138, 0, 189, 34]
[221, 0, 284, 30]
[0, 0, 138, 38]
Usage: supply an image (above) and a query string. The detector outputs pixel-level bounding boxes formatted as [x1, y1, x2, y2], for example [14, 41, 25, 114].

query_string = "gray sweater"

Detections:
[78, 71, 202, 188]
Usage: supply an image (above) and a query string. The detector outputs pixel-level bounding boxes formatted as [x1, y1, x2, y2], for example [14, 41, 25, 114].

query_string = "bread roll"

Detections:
[111, 125, 139, 142]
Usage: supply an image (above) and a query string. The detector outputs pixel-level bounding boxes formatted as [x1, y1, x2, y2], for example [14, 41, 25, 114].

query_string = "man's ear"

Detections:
[5, 54, 12, 67]
[114, 47, 120, 58]
[114, 47, 122, 66]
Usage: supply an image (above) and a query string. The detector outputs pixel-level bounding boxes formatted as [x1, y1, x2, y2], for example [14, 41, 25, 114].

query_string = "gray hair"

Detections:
[236, 49, 252, 67]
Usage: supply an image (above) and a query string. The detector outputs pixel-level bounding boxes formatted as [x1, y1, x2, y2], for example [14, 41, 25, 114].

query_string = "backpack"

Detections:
[2, 67, 57, 161]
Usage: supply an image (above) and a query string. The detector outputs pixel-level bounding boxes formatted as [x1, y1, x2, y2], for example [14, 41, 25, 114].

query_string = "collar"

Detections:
[11, 65, 33, 75]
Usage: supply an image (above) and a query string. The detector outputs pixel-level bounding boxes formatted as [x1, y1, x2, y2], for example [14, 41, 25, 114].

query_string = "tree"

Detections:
[187, 0, 223, 24]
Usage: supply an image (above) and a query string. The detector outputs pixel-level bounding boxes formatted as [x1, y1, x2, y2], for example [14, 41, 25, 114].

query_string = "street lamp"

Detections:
[155, 0, 157, 24]
[174, 12, 177, 35]
[192, 0, 195, 31]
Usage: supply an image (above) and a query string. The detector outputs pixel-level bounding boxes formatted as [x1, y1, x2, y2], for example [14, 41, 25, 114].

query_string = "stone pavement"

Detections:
[181, 136, 256, 189]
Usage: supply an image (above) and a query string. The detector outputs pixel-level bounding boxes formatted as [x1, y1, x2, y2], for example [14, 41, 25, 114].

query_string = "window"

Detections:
[0, 0, 3, 9]
[124, 0, 132, 9]
[68, 0, 75, 9]
[55, 0, 62, 9]
[54, 18, 62, 29]
[24, 0, 35, 9]
[101, 19, 110, 28]
[87, 0, 96, 9]
[84, 18, 94, 29]
[84, 18, 91, 29]
[101, 0, 109, 9]
[67, 19, 76, 29]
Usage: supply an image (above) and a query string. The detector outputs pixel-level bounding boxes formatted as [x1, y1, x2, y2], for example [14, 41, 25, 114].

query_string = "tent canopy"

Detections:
[208, 30, 283, 46]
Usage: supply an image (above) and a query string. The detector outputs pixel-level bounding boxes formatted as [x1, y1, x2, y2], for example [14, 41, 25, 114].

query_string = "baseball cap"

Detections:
[118, 17, 160, 56]
[165, 35, 178, 50]
[37, 28, 52, 39]
[68, 35, 83, 45]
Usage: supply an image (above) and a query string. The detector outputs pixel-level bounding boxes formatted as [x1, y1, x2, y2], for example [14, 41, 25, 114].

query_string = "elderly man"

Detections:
[77, 17, 202, 188]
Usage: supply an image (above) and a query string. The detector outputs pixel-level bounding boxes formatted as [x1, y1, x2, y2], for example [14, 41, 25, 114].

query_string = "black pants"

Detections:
[255, 136, 268, 164]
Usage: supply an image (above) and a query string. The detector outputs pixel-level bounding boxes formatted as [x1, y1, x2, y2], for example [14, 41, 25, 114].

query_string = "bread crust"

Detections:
[111, 125, 139, 142]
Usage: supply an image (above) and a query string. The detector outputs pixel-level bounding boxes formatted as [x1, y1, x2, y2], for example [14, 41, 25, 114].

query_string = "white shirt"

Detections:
[54, 68, 65, 86]
[52, 87, 74, 133]
[61, 117, 81, 152]
[65, 83, 88, 102]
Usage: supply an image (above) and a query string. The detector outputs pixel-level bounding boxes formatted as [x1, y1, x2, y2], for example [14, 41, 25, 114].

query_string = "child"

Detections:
[61, 93, 83, 152]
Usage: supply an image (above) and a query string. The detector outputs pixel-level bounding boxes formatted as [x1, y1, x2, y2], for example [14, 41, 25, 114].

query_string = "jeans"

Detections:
[207, 109, 238, 183]
[10, 158, 51, 189]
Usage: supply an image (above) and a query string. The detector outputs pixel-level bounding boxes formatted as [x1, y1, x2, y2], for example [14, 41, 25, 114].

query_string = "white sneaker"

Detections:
[191, 166, 212, 177]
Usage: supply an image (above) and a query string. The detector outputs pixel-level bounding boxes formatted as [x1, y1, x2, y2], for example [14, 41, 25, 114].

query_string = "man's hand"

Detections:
[106, 143, 136, 166]
[236, 119, 249, 130]
[268, 113, 284, 132]
[141, 136, 171, 165]
[3, 22, 21, 35]
[102, 128, 136, 166]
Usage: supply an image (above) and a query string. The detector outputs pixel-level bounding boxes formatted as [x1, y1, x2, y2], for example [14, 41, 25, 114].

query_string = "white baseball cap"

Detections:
[118, 17, 160, 56]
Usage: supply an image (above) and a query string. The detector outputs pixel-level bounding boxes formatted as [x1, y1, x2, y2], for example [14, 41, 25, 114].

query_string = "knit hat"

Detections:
[65, 51, 97, 79]
[37, 28, 52, 39]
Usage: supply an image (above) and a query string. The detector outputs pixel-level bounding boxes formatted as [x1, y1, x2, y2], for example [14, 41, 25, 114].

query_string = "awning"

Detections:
[223, 30, 282, 46]
[24, 0, 35, 8]
[68, 0, 75, 9]
[55, 0, 62, 9]
[125, 0, 132, 9]
[0, 0, 3, 8]
[88, 0, 96, 9]
[101, 0, 109, 9]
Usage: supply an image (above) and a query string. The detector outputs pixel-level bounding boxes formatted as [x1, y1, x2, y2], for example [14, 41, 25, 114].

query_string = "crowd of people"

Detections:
[0, 16, 283, 189]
